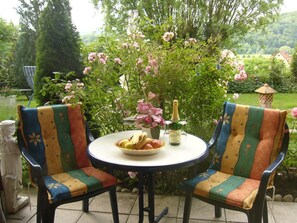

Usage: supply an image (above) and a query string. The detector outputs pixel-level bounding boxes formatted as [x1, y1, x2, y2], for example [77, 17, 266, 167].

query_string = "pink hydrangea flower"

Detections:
[135, 100, 165, 128]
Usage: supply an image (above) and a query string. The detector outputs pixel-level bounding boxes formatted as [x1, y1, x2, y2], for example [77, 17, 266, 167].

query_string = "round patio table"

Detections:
[88, 130, 208, 223]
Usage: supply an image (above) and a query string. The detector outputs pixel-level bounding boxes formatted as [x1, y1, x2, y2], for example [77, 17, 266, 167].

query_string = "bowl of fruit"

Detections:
[116, 132, 165, 156]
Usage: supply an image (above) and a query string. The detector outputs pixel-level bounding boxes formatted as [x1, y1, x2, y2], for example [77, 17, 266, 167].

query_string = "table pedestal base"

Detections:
[138, 172, 168, 223]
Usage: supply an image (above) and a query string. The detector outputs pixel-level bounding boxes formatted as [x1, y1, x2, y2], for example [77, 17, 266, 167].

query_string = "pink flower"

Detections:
[114, 58, 122, 64]
[65, 82, 72, 91]
[188, 38, 197, 44]
[122, 43, 129, 49]
[88, 52, 97, 62]
[291, 107, 297, 118]
[137, 58, 143, 65]
[135, 101, 165, 128]
[234, 74, 241, 81]
[83, 67, 91, 75]
[145, 65, 151, 74]
[99, 58, 106, 64]
[128, 171, 138, 178]
[98, 52, 108, 64]
[162, 32, 174, 42]
[133, 42, 139, 48]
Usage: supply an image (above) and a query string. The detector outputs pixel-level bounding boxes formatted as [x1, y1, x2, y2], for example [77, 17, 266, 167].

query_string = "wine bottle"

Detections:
[169, 100, 181, 145]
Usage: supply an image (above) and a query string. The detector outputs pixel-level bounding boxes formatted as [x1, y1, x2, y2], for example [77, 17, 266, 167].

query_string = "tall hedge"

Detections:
[13, 0, 45, 89]
[35, 0, 82, 105]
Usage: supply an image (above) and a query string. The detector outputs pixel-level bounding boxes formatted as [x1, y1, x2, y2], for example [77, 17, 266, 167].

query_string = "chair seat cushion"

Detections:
[185, 169, 260, 210]
[44, 166, 118, 203]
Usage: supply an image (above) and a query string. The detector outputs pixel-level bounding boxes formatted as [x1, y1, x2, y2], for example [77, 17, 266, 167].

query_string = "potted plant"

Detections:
[135, 97, 165, 139]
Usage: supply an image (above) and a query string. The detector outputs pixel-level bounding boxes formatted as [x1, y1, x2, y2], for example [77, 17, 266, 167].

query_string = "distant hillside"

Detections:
[236, 11, 297, 54]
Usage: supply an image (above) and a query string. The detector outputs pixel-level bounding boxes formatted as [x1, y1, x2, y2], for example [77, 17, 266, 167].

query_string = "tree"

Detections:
[92, 0, 283, 46]
[14, 0, 45, 89]
[0, 18, 18, 87]
[291, 45, 297, 82]
[35, 0, 82, 105]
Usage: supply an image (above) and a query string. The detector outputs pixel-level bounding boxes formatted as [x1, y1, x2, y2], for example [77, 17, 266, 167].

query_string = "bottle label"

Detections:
[169, 129, 181, 145]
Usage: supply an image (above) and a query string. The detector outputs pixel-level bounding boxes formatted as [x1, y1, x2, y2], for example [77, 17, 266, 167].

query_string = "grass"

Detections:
[0, 95, 37, 122]
[235, 93, 296, 110]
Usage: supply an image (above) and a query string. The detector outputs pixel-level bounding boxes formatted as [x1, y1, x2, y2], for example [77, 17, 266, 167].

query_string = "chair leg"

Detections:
[109, 187, 119, 223]
[263, 199, 268, 223]
[82, 198, 89, 212]
[214, 205, 222, 217]
[182, 191, 193, 223]
[36, 195, 42, 223]
[41, 206, 55, 223]
[248, 209, 262, 223]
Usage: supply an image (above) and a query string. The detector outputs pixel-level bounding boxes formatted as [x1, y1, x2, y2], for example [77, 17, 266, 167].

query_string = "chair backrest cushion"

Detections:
[18, 104, 90, 176]
[210, 102, 286, 180]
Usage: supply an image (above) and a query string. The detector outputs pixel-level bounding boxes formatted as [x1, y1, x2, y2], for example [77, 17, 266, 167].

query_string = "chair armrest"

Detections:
[85, 122, 95, 143]
[17, 130, 43, 183]
[207, 120, 222, 149]
[20, 148, 43, 180]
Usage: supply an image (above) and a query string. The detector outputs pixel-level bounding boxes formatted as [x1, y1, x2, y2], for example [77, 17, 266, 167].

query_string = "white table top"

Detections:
[88, 130, 208, 172]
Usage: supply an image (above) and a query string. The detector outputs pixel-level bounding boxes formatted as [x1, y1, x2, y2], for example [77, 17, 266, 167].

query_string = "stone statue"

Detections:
[0, 120, 29, 214]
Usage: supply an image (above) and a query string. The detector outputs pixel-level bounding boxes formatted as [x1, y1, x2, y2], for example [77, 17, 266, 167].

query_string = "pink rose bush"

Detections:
[135, 99, 165, 128]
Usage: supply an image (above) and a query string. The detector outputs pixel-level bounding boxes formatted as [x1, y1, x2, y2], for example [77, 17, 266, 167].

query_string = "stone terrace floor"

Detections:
[4, 187, 297, 223]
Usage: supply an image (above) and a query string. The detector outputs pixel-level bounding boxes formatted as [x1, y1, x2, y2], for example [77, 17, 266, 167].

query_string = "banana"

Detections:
[131, 132, 147, 145]
[135, 136, 153, 150]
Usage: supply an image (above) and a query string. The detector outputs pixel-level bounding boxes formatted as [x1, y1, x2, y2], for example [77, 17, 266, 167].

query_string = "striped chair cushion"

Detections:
[18, 104, 118, 203]
[45, 166, 117, 203]
[210, 102, 287, 180]
[186, 169, 260, 209]
[185, 102, 287, 210]
[18, 104, 90, 176]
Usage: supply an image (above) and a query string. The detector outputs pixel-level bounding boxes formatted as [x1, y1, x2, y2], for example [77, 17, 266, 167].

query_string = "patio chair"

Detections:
[182, 102, 289, 223]
[17, 104, 119, 223]
[22, 66, 36, 107]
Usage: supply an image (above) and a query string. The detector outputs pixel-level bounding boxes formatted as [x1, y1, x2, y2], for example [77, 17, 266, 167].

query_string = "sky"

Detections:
[0, 0, 297, 34]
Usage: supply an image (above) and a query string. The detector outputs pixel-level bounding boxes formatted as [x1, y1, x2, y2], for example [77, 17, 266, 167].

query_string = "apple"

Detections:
[142, 143, 153, 150]
[151, 140, 163, 148]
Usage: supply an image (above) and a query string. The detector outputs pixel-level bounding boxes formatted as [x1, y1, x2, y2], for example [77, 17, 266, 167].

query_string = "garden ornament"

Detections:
[255, 83, 277, 108]
[0, 120, 29, 214]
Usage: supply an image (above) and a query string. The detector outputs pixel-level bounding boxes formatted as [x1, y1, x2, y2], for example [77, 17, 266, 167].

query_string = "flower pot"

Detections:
[141, 126, 160, 139]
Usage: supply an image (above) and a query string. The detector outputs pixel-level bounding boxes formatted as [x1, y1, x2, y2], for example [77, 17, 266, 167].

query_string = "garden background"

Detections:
[0, 0, 297, 198]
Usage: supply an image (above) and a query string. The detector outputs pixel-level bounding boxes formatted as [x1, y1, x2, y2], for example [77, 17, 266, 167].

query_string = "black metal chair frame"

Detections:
[182, 121, 290, 223]
[17, 122, 119, 223]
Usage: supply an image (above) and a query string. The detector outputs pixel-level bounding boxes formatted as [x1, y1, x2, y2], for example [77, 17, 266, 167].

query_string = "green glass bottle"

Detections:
[169, 100, 181, 145]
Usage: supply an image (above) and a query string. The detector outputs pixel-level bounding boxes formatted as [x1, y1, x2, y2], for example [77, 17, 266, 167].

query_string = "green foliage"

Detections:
[228, 56, 297, 93]
[13, 0, 45, 89]
[35, 0, 82, 105]
[92, 0, 282, 47]
[44, 31, 232, 140]
[0, 18, 18, 87]
[237, 11, 297, 54]
[291, 45, 297, 82]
